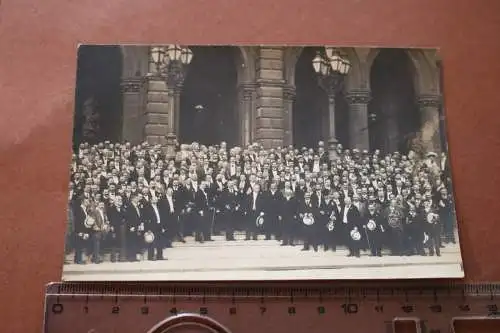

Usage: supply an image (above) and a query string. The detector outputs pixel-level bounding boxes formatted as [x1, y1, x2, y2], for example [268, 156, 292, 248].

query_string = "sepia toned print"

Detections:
[63, 45, 463, 281]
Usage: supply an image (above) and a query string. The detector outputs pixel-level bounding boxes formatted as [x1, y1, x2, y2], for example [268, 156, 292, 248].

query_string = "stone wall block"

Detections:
[144, 124, 168, 136]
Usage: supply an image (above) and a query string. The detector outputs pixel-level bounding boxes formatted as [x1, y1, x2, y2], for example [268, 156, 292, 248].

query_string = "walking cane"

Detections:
[363, 225, 371, 252]
[210, 208, 217, 235]
[176, 215, 185, 242]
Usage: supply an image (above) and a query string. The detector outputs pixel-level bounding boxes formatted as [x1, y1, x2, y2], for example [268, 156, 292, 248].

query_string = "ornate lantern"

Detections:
[180, 47, 194, 64]
[166, 45, 183, 62]
[150, 47, 166, 70]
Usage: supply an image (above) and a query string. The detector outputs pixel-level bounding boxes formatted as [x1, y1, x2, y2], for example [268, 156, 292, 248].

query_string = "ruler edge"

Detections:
[45, 282, 500, 297]
[43, 282, 500, 333]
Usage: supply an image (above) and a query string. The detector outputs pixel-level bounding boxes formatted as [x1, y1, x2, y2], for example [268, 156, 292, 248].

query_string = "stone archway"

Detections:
[365, 48, 439, 96]
[365, 48, 442, 154]
[368, 49, 420, 153]
[283, 46, 365, 148]
[141, 46, 256, 152]
[74, 45, 123, 147]
[179, 46, 242, 147]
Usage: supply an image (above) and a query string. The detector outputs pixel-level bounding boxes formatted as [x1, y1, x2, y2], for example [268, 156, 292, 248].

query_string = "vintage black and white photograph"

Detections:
[63, 45, 463, 280]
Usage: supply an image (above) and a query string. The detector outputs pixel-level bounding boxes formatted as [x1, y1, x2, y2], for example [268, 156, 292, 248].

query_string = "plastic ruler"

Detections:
[43, 282, 500, 333]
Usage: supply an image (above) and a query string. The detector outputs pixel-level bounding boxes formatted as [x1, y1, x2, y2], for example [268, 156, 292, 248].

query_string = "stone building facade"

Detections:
[118, 46, 443, 154]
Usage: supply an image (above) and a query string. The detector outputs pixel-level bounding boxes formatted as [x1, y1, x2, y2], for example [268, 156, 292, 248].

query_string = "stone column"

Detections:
[283, 85, 296, 146]
[145, 77, 170, 147]
[345, 89, 371, 151]
[144, 52, 171, 149]
[326, 93, 339, 160]
[166, 84, 182, 157]
[416, 94, 442, 154]
[255, 47, 285, 148]
[120, 76, 146, 145]
[237, 83, 256, 147]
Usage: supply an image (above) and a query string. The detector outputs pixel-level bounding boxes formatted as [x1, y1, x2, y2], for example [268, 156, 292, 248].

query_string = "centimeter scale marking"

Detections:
[44, 282, 500, 333]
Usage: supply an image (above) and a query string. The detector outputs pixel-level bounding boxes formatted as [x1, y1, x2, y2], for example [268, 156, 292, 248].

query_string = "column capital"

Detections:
[345, 89, 371, 105]
[417, 94, 442, 108]
[238, 83, 257, 100]
[283, 85, 296, 101]
[120, 76, 146, 93]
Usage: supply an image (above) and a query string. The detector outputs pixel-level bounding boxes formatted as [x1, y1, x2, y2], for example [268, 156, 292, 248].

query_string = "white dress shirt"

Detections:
[152, 204, 161, 223]
[343, 205, 350, 223]
[167, 196, 174, 213]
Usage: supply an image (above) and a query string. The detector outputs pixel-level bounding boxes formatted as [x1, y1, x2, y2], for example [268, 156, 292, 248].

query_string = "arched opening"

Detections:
[73, 45, 123, 148]
[179, 46, 239, 146]
[368, 49, 419, 153]
[293, 47, 349, 149]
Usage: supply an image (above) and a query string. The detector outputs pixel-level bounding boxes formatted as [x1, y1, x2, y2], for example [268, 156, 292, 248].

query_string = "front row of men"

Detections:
[71, 182, 443, 264]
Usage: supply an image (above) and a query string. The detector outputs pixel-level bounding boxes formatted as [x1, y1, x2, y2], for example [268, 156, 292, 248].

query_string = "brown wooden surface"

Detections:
[1, 0, 500, 332]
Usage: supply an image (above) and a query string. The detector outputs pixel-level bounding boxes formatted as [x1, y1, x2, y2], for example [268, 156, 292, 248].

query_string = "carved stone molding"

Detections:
[345, 89, 371, 105]
[238, 83, 257, 101]
[283, 85, 296, 101]
[417, 94, 442, 108]
[120, 77, 146, 93]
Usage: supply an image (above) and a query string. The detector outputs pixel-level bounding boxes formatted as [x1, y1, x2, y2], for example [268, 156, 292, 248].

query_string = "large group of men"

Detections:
[66, 140, 456, 265]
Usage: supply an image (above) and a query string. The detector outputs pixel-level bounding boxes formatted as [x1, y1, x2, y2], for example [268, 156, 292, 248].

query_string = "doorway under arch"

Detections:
[73, 45, 123, 148]
[293, 47, 349, 149]
[368, 49, 420, 154]
[179, 46, 239, 147]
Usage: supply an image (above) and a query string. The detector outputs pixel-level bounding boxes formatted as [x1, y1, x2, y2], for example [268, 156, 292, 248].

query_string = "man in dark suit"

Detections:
[362, 203, 385, 257]
[280, 187, 298, 246]
[339, 196, 362, 257]
[311, 183, 324, 211]
[182, 179, 197, 237]
[437, 187, 455, 244]
[383, 199, 405, 256]
[161, 186, 180, 247]
[318, 143, 329, 166]
[404, 204, 425, 256]
[245, 183, 266, 241]
[143, 195, 168, 260]
[194, 181, 213, 242]
[89, 201, 108, 264]
[125, 194, 143, 261]
[265, 182, 283, 240]
[298, 192, 319, 252]
[220, 180, 239, 241]
[73, 197, 91, 264]
[320, 193, 337, 252]
[107, 195, 127, 262]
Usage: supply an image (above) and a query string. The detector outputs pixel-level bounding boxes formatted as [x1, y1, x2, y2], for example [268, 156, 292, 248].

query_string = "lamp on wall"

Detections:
[312, 47, 351, 161]
[149, 45, 194, 158]
[150, 45, 194, 87]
